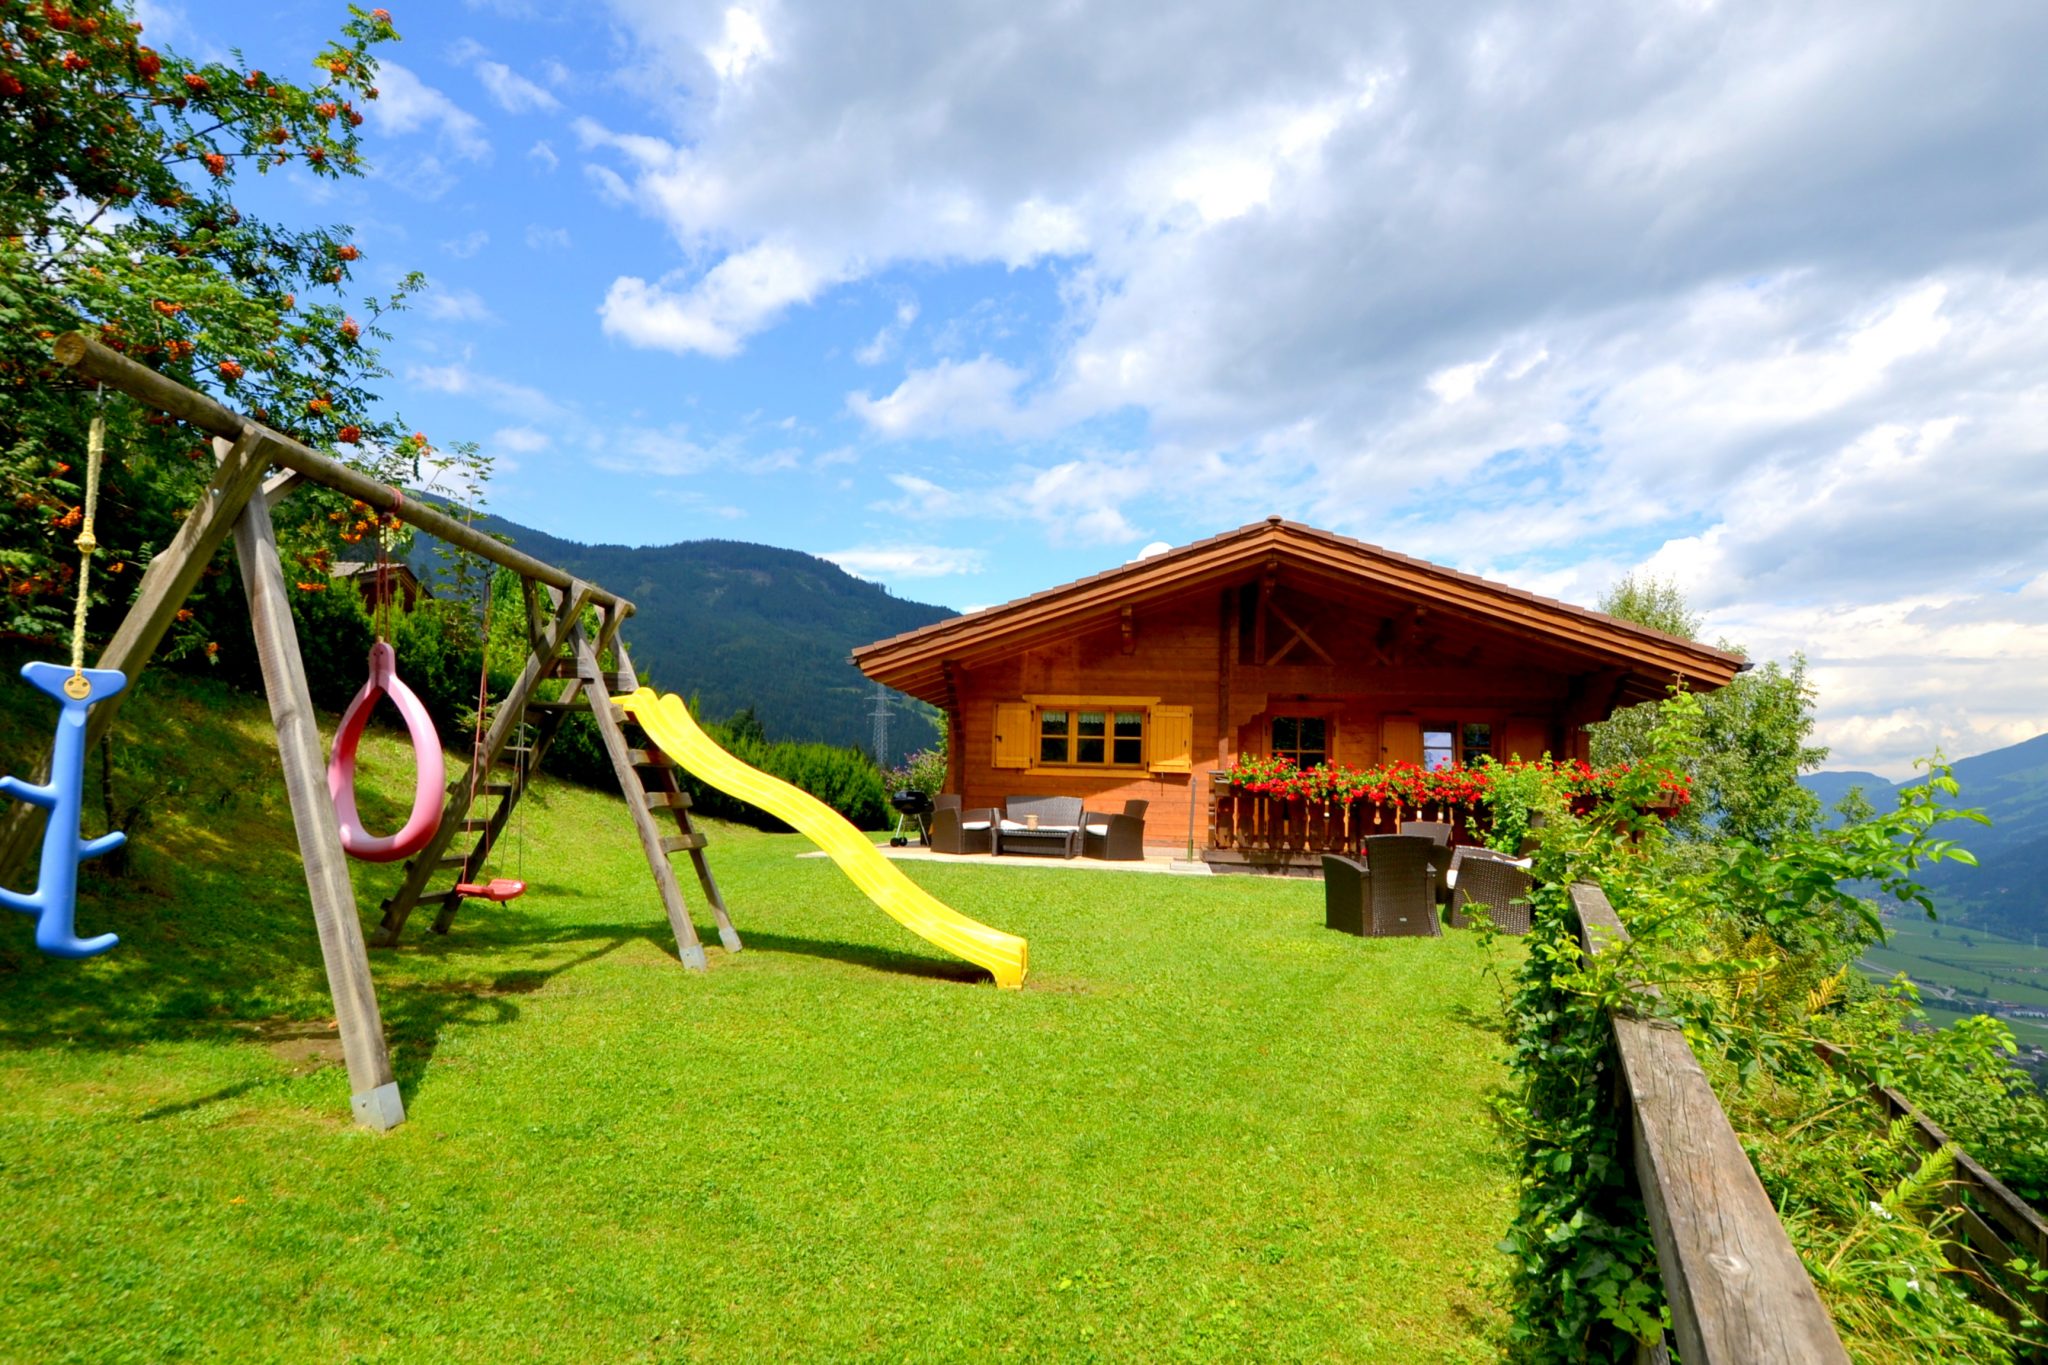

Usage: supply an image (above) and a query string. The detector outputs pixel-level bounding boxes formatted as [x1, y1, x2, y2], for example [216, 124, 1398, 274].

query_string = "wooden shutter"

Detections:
[1382, 715, 1421, 765]
[992, 701, 1032, 769]
[1149, 705, 1194, 773]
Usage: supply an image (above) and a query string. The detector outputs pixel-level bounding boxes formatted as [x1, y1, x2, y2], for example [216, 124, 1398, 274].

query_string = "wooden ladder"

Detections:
[581, 630, 741, 967]
[372, 582, 739, 970]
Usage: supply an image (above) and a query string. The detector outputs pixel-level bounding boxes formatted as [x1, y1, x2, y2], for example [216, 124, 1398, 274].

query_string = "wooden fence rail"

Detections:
[1814, 1040, 2048, 1354]
[1568, 881, 1851, 1363]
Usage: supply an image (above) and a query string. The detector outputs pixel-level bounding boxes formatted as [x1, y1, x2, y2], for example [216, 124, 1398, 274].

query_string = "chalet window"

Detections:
[1423, 721, 1494, 770]
[1272, 716, 1327, 769]
[1038, 706, 1145, 768]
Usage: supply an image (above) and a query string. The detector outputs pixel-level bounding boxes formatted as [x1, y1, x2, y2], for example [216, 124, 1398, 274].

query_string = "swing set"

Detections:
[0, 333, 742, 1132]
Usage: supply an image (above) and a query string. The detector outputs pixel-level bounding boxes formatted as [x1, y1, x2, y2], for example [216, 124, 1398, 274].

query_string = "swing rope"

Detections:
[373, 488, 402, 642]
[457, 567, 526, 902]
[65, 391, 107, 698]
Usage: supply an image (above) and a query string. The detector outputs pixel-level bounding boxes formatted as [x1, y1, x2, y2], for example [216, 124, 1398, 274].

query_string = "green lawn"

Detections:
[1, 666, 1516, 1361]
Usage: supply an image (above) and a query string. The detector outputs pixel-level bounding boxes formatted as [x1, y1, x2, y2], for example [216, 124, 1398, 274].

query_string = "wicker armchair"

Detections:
[1358, 834, 1442, 937]
[1446, 843, 1513, 884]
[1447, 856, 1534, 934]
[1082, 799, 1148, 861]
[1399, 820, 1453, 846]
[928, 795, 995, 855]
[1322, 854, 1368, 935]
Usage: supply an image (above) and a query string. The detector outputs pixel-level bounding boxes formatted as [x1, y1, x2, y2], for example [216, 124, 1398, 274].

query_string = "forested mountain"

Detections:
[412, 516, 956, 764]
[1803, 733, 2048, 939]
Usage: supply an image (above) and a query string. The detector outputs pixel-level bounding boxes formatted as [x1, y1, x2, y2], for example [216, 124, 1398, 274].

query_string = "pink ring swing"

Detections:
[326, 492, 444, 863]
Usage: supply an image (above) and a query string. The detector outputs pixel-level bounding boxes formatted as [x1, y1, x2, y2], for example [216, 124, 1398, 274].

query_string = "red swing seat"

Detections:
[454, 877, 526, 902]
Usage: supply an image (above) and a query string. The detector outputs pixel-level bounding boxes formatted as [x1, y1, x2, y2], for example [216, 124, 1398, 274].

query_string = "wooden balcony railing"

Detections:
[1205, 777, 1485, 862]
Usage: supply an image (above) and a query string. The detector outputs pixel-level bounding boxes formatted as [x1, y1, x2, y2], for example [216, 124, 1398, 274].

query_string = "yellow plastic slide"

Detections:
[618, 689, 1029, 989]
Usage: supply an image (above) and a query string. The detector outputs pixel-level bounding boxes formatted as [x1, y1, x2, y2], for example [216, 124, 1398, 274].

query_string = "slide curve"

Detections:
[618, 689, 1028, 990]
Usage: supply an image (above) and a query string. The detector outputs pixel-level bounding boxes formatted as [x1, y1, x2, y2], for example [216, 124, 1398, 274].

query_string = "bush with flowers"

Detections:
[1220, 751, 1692, 841]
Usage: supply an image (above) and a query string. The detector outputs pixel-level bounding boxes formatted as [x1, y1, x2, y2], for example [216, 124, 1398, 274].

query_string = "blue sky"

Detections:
[150, 0, 2048, 777]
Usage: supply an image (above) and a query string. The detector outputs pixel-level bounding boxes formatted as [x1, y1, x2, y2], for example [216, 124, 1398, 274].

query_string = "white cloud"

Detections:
[490, 425, 552, 455]
[364, 61, 490, 162]
[600, 241, 837, 357]
[421, 287, 496, 322]
[473, 58, 562, 114]
[824, 545, 988, 579]
[854, 300, 918, 366]
[525, 225, 573, 251]
[528, 140, 559, 172]
[441, 229, 490, 258]
[705, 6, 773, 85]
[847, 356, 1027, 438]
[406, 361, 566, 421]
[592, 423, 724, 477]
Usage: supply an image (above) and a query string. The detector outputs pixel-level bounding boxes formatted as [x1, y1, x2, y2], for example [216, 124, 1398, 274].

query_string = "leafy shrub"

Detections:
[1493, 692, 2040, 1361]
[888, 742, 949, 800]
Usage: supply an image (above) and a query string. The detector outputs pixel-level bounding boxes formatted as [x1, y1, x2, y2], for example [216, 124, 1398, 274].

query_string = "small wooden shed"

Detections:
[851, 517, 1744, 853]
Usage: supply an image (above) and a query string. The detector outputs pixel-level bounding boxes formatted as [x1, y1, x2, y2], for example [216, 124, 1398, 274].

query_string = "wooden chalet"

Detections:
[330, 560, 429, 614]
[852, 517, 1745, 856]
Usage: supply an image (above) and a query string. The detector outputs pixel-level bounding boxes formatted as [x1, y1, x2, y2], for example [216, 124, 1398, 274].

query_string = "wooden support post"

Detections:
[574, 622, 711, 970]
[231, 462, 402, 1132]
[0, 428, 273, 883]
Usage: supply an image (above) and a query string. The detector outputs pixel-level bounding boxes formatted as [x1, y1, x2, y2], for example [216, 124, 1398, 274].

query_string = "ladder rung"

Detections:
[659, 833, 706, 854]
[481, 782, 513, 796]
[628, 748, 675, 768]
[436, 852, 470, 866]
[644, 790, 691, 810]
[460, 818, 493, 832]
[524, 698, 588, 713]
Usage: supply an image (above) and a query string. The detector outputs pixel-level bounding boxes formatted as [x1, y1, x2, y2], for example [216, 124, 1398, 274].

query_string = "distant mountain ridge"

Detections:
[1802, 733, 2048, 939]
[413, 514, 956, 764]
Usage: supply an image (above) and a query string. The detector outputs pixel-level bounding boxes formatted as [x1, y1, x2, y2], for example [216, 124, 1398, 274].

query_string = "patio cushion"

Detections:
[961, 820, 991, 831]
[1084, 823, 1109, 835]
[1000, 819, 1077, 832]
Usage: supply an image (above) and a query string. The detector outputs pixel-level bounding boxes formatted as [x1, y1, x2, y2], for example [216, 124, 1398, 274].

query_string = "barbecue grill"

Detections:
[889, 789, 934, 847]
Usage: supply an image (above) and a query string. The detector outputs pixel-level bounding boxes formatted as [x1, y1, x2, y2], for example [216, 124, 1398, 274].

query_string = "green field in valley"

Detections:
[1859, 911, 2048, 1052]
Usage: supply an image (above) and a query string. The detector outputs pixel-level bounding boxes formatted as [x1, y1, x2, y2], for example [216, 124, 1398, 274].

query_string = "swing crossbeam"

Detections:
[6, 333, 743, 1135]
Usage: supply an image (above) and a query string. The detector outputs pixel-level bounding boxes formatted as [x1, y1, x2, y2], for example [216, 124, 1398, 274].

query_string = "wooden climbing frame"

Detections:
[0, 334, 743, 1133]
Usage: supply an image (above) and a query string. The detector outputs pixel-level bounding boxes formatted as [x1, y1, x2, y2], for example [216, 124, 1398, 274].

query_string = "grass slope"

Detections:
[1, 668, 1515, 1361]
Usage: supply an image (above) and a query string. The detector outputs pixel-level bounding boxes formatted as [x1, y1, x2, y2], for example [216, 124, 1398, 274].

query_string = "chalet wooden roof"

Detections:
[851, 517, 1746, 706]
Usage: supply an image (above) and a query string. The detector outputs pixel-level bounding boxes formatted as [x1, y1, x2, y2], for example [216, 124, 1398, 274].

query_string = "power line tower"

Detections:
[869, 680, 893, 766]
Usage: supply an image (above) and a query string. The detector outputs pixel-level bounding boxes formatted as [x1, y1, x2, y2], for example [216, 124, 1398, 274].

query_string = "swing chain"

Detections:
[64, 387, 107, 700]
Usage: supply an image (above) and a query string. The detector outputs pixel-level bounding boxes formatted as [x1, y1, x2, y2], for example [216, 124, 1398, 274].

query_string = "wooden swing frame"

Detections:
[0, 333, 741, 1132]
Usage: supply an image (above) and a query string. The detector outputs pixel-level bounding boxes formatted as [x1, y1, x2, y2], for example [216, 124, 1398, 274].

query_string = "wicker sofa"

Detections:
[995, 795, 1085, 858]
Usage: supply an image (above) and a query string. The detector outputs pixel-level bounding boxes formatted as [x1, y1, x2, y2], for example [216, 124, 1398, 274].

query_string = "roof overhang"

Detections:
[852, 518, 1745, 708]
